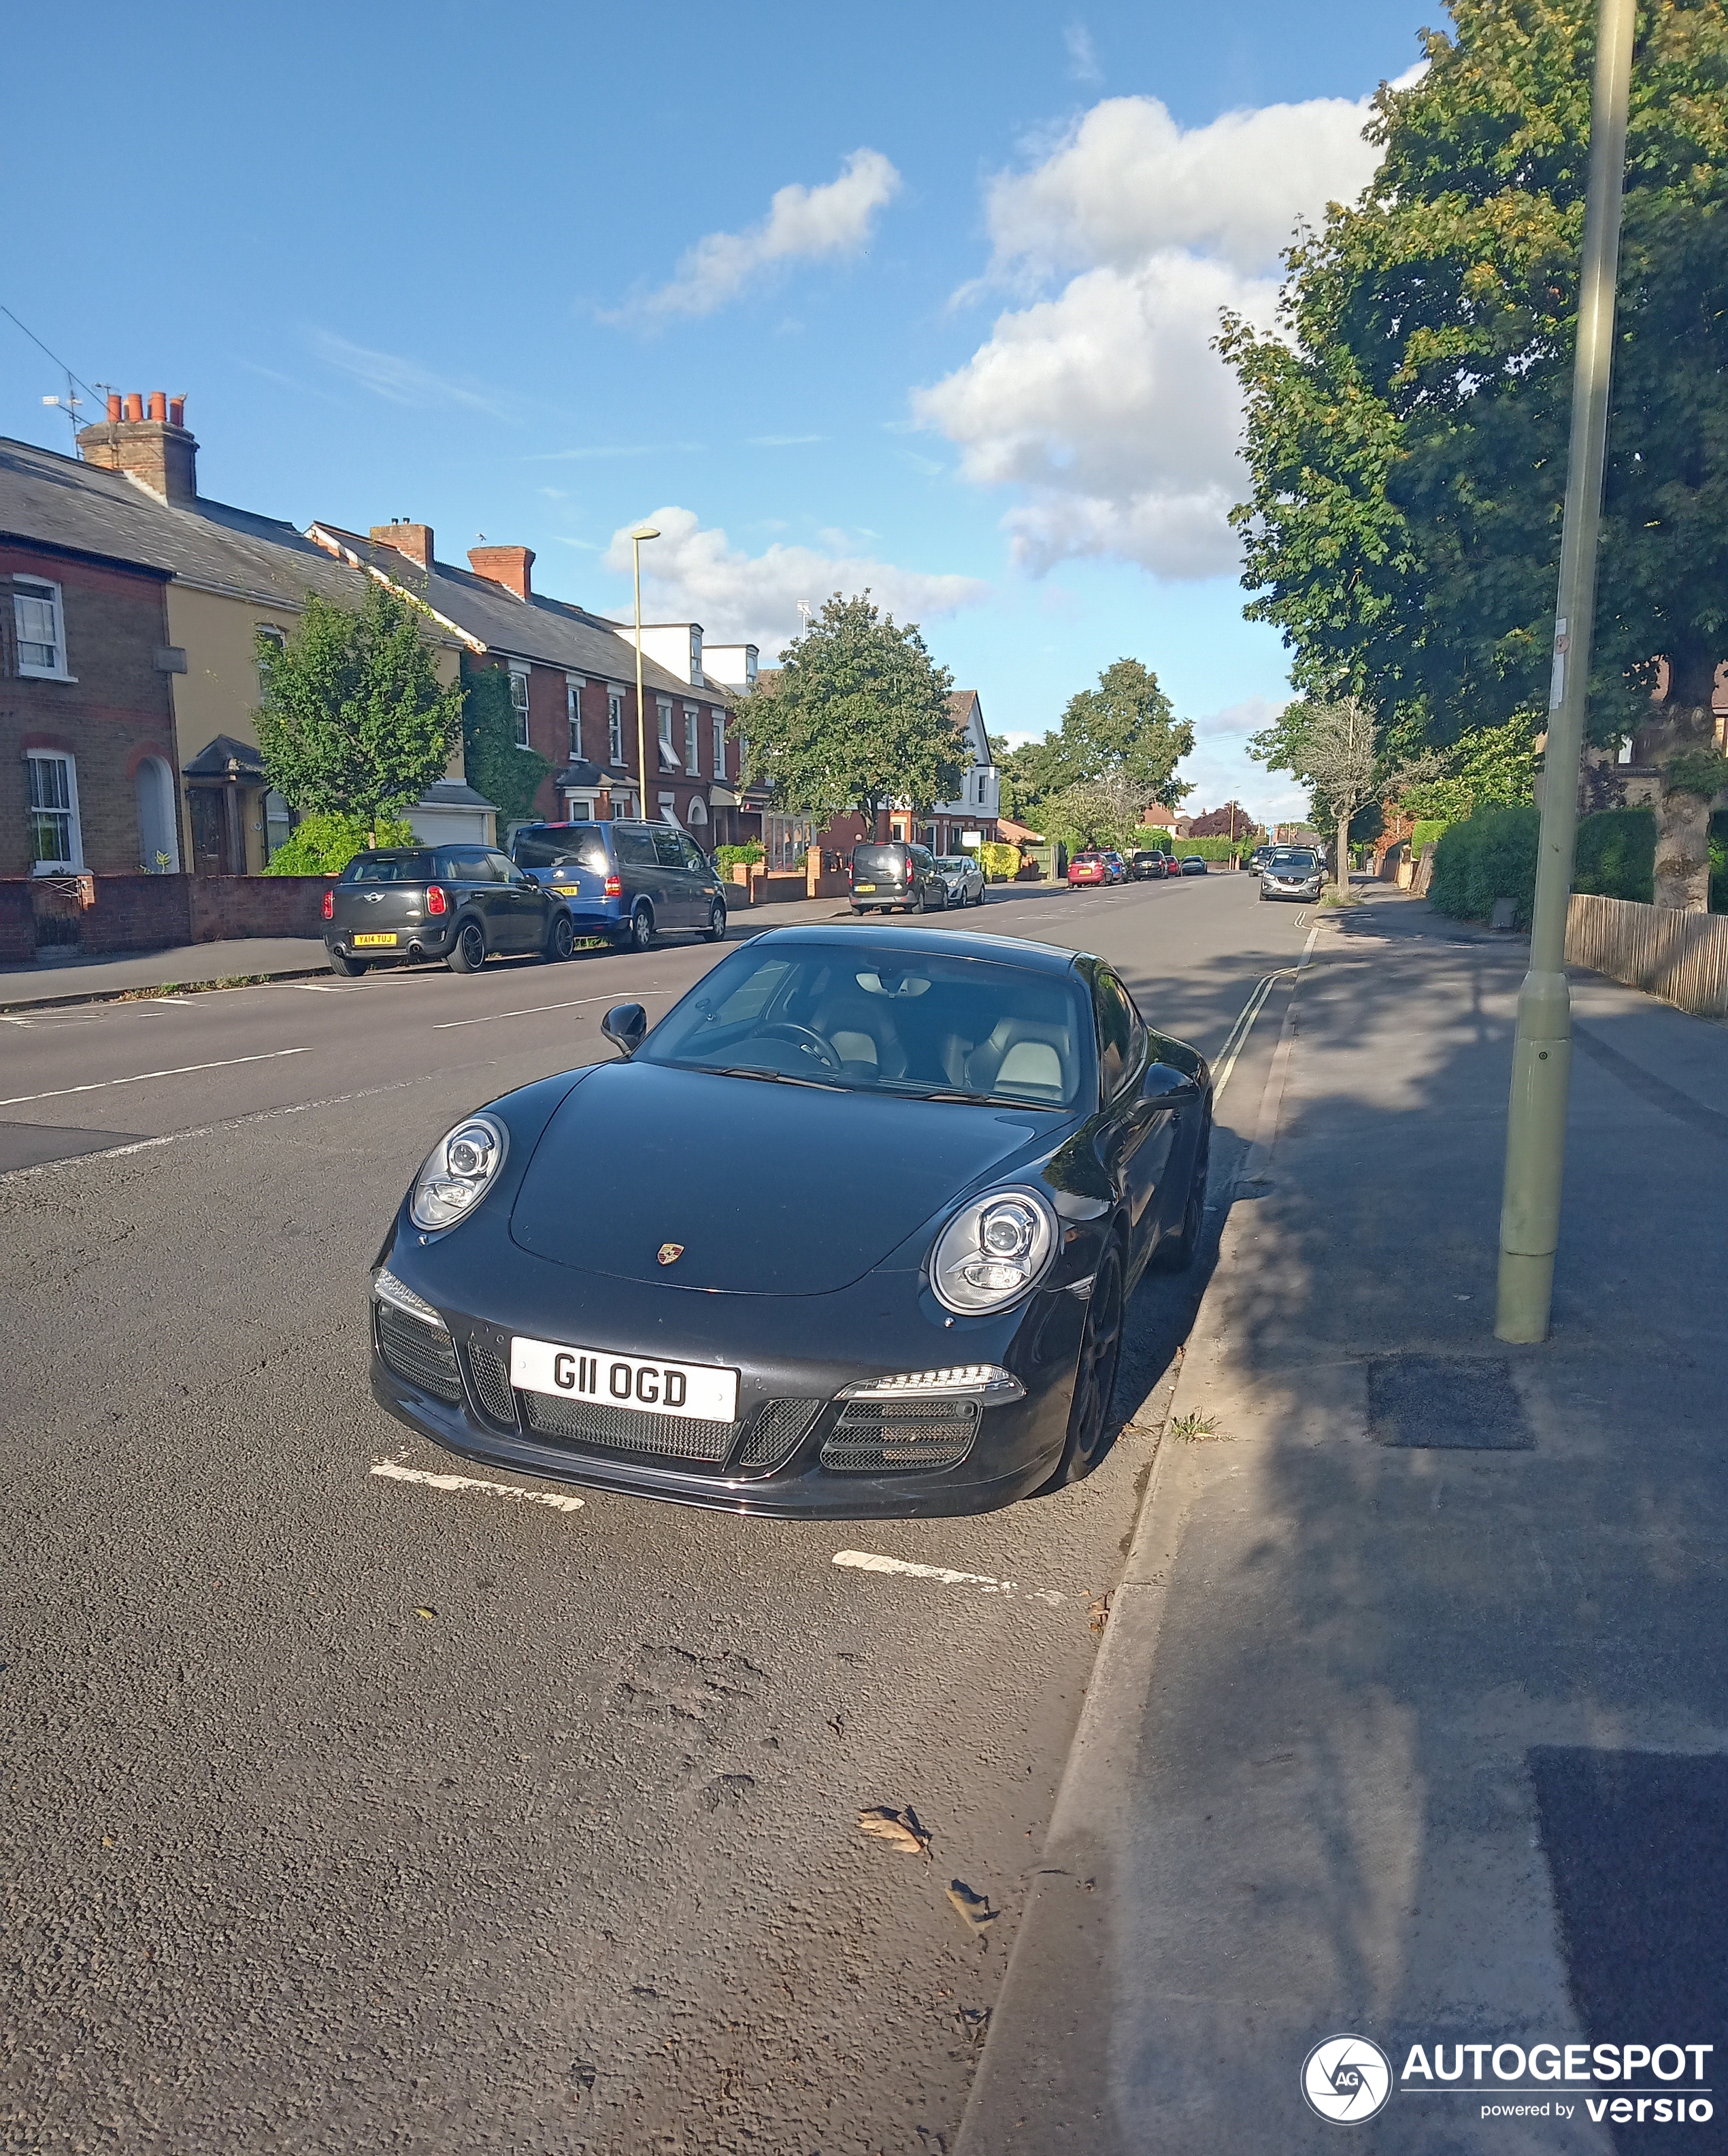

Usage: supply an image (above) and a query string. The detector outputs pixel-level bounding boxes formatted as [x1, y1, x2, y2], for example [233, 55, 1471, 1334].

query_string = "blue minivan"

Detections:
[510, 820, 728, 952]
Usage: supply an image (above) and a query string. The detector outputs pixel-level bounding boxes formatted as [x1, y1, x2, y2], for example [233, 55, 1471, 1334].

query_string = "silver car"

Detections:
[1259, 847, 1323, 901]
[933, 854, 988, 908]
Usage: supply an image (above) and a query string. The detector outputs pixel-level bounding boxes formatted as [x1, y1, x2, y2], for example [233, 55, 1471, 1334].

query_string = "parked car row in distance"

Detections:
[1067, 848, 1213, 888]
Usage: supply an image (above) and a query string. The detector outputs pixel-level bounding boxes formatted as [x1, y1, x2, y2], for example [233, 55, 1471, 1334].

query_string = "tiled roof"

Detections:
[0, 436, 425, 625]
[310, 525, 738, 712]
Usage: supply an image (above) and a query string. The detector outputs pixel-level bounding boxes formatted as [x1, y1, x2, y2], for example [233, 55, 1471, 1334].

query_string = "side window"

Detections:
[614, 826, 657, 869]
[677, 833, 708, 872]
[14, 578, 68, 678]
[714, 959, 791, 1025]
[713, 713, 726, 778]
[484, 850, 516, 883]
[608, 693, 625, 763]
[446, 846, 489, 881]
[26, 750, 82, 869]
[566, 678, 584, 758]
[514, 832, 554, 871]
[510, 669, 531, 749]
[654, 826, 685, 869]
[1095, 971, 1144, 1100]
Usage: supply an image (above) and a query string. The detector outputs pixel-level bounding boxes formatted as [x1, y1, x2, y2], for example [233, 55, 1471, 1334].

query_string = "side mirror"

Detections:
[601, 1003, 647, 1058]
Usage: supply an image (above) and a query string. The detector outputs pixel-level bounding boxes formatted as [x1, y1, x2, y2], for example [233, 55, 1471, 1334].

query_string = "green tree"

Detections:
[461, 661, 551, 831]
[739, 593, 961, 825]
[263, 810, 416, 877]
[985, 661, 1195, 827]
[256, 583, 463, 837]
[1250, 695, 1378, 889]
[1220, 0, 1728, 908]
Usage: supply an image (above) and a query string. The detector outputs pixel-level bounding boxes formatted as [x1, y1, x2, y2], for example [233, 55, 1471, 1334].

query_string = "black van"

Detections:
[848, 840, 948, 915]
[511, 820, 727, 951]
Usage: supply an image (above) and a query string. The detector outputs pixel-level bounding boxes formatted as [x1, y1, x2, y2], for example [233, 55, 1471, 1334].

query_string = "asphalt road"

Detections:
[2, 872, 1319, 2154]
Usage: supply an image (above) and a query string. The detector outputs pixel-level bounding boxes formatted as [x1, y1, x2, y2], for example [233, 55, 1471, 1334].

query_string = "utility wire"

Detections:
[1, 301, 104, 445]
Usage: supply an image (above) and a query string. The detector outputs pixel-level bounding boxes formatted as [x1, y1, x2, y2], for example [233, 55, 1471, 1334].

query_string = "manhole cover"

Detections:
[1367, 1355, 1532, 1450]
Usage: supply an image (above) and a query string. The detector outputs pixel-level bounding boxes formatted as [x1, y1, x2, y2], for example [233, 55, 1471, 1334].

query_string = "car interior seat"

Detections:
[963, 1018, 1074, 1102]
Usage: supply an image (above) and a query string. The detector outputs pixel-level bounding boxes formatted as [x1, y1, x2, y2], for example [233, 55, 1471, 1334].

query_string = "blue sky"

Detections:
[1, 0, 1431, 823]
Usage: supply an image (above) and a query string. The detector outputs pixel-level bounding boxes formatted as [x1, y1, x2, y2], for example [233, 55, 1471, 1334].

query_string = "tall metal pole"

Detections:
[1495, 0, 1635, 1343]
[630, 526, 659, 823]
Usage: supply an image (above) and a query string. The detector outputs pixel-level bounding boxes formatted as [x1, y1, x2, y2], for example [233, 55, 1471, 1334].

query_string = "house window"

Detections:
[566, 676, 584, 759]
[510, 668, 531, 748]
[713, 712, 726, 778]
[263, 789, 294, 863]
[256, 623, 286, 695]
[658, 699, 674, 752]
[27, 750, 82, 870]
[14, 578, 68, 678]
[684, 705, 699, 774]
[608, 691, 624, 763]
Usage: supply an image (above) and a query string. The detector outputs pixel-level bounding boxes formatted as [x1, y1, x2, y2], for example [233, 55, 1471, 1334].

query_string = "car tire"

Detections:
[1048, 1240, 1125, 1487]
[627, 903, 654, 952]
[447, 920, 486, 974]
[544, 912, 576, 963]
[975, 884, 986, 905]
[327, 947, 367, 978]
[701, 901, 726, 943]
[1152, 1110, 1211, 1273]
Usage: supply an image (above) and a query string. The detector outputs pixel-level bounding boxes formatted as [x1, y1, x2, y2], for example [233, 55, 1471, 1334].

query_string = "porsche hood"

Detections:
[509, 1061, 1066, 1295]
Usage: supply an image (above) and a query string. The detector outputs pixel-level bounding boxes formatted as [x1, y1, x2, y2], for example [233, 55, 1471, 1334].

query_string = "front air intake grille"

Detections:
[735, 1399, 822, 1470]
[465, 1338, 517, 1429]
[820, 1397, 980, 1476]
[376, 1302, 462, 1404]
[520, 1390, 736, 1463]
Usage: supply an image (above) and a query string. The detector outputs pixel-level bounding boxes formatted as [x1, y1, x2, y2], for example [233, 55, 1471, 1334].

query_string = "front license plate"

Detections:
[854, 882, 876, 893]
[510, 1336, 739, 1422]
[352, 932, 398, 946]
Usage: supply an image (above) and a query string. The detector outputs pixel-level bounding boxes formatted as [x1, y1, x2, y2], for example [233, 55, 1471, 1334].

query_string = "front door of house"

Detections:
[188, 789, 240, 876]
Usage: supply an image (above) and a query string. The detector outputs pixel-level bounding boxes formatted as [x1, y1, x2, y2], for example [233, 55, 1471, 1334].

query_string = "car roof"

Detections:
[748, 921, 1087, 978]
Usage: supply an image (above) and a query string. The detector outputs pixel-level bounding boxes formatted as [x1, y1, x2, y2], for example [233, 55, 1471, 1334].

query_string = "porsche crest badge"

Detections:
[657, 1242, 684, 1266]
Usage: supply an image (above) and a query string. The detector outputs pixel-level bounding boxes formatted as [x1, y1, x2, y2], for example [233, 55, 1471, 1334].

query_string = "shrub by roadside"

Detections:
[264, 811, 415, 876]
[1429, 806, 1540, 925]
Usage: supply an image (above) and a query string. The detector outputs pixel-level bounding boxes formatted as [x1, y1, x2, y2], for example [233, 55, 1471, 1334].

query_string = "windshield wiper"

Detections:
[901, 1088, 1065, 1109]
[708, 1065, 846, 1092]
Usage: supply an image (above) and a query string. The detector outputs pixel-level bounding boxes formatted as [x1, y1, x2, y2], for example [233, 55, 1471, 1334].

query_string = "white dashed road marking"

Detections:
[370, 1459, 585, 1512]
[832, 1548, 1065, 1604]
[0, 1046, 312, 1109]
[431, 986, 669, 1030]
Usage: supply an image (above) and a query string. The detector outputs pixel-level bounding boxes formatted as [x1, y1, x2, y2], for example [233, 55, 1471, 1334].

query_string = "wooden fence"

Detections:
[1565, 892, 1728, 1018]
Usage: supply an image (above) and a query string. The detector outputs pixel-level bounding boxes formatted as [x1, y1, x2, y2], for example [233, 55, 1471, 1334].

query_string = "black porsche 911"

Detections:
[369, 925, 1212, 1517]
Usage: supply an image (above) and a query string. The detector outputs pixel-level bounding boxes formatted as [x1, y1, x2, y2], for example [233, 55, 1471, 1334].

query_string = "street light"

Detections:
[630, 525, 659, 824]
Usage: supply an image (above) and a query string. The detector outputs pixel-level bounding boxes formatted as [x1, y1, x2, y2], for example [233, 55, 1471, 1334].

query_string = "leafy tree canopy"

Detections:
[256, 583, 463, 833]
[263, 810, 416, 877]
[739, 593, 961, 823]
[1220, 0, 1728, 757]
[461, 661, 552, 831]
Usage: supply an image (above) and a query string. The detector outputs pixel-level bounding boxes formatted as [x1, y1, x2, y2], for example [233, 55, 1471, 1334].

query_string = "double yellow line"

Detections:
[1210, 969, 1296, 1105]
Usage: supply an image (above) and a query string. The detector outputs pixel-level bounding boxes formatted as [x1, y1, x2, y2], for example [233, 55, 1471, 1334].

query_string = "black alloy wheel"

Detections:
[628, 903, 654, 952]
[702, 901, 726, 943]
[1055, 1241, 1125, 1485]
[545, 912, 576, 963]
[448, 920, 487, 974]
[1152, 1110, 1211, 1273]
[327, 948, 367, 978]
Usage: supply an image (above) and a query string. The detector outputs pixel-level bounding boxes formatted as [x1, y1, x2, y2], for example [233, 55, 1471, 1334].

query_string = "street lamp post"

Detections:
[630, 525, 659, 823]
[1495, 0, 1635, 1343]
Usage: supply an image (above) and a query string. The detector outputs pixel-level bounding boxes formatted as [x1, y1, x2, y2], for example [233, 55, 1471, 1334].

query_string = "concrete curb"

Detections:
[954, 929, 1327, 2156]
[0, 962, 335, 1014]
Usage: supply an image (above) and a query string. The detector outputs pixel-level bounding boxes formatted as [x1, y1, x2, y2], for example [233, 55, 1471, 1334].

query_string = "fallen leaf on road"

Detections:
[414, 1607, 437, 1621]
[1088, 1592, 1111, 1636]
[859, 1805, 932, 1858]
[946, 1879, 997, 1932]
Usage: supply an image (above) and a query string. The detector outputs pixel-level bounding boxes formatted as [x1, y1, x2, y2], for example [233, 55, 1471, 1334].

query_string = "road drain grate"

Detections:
[1367, 1355, 1533, 1449]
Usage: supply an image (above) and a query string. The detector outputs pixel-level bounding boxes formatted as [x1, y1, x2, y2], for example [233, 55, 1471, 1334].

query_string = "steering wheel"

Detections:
[758, 1023, 843, 1072]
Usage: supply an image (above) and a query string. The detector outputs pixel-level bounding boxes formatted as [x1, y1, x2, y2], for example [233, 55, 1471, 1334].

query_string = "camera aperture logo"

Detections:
[1303, 2035, 1393, 2123]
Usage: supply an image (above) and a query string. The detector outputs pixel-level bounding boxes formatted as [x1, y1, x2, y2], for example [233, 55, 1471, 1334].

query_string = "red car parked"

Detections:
[1067, 851, 1110, 886]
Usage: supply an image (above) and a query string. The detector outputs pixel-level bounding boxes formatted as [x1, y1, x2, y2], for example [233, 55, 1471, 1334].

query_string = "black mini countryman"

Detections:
[369, 925, 1212, 1516]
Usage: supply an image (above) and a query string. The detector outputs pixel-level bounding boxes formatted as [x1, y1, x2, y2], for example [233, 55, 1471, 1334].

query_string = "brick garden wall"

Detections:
[1, 874, 334, 960]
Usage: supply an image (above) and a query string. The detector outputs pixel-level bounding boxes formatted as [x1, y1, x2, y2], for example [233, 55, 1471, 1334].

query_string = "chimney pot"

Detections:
[78, 391, 199, 506]
[467, 544, 536, 602]
[168, 396, 185, 427]
[124, 393, 143, 422]
[106, 393, 122, 422]
[369, 522, 435, 571]
[148, 391, 167, 422]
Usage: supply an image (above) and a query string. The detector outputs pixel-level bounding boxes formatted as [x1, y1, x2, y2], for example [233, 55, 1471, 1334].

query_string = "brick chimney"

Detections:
[369, 522, 435, 571]
[77, 391, 197, 507]
[467, 544, 535, 601]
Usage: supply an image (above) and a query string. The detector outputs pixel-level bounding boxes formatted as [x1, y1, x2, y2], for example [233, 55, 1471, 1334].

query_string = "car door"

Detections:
[442, 847, 497, 946]
[1094, 967, 1178, 1275]
[677, 831, 721, 924]
[499, 852, 552, 948]
[612, 823, 665, 927]
[652, 825, 697, 928]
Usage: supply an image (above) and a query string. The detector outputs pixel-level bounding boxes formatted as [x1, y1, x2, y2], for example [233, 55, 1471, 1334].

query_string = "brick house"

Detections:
[310, 524, 744, 847]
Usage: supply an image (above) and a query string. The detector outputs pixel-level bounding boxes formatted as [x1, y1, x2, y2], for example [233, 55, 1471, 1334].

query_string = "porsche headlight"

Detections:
[930, 1187, 1059, 1315]
[410, 1112, 508, 1231]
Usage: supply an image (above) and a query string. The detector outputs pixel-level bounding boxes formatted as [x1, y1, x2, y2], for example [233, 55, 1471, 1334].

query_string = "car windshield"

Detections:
[1270, 850, 1318, 869]
[934, 857, 972, 872]
[638, 942, 1090, 1108]
[343, 852, 434, 883]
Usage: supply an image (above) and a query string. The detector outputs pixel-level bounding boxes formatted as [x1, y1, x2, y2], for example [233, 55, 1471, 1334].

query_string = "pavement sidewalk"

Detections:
[961, 889, 1728, 2155]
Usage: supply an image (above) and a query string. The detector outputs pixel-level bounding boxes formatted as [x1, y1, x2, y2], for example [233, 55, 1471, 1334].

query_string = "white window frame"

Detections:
[608, 691, 625, 763]
[713, 711, 727, 779]
[14, 576, 73, 681]
[510, 666, 531, 749]
[657, 697, 674, 750]
[26, 748, 83, 872]
[565, 674, 585, 759]
[683, 703, 700, 775]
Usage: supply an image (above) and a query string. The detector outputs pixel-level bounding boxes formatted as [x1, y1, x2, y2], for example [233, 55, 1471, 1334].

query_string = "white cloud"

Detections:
[628, 150, 901, 321]
[917, 85, 1393, 579]
[599, 505, 988, 655]
[1065, 22, 1103, 87]
[305, 329, 515, 418]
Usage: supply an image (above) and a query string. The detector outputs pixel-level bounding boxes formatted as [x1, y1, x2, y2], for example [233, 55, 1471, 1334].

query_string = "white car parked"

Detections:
[933, 855, 988, 908]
